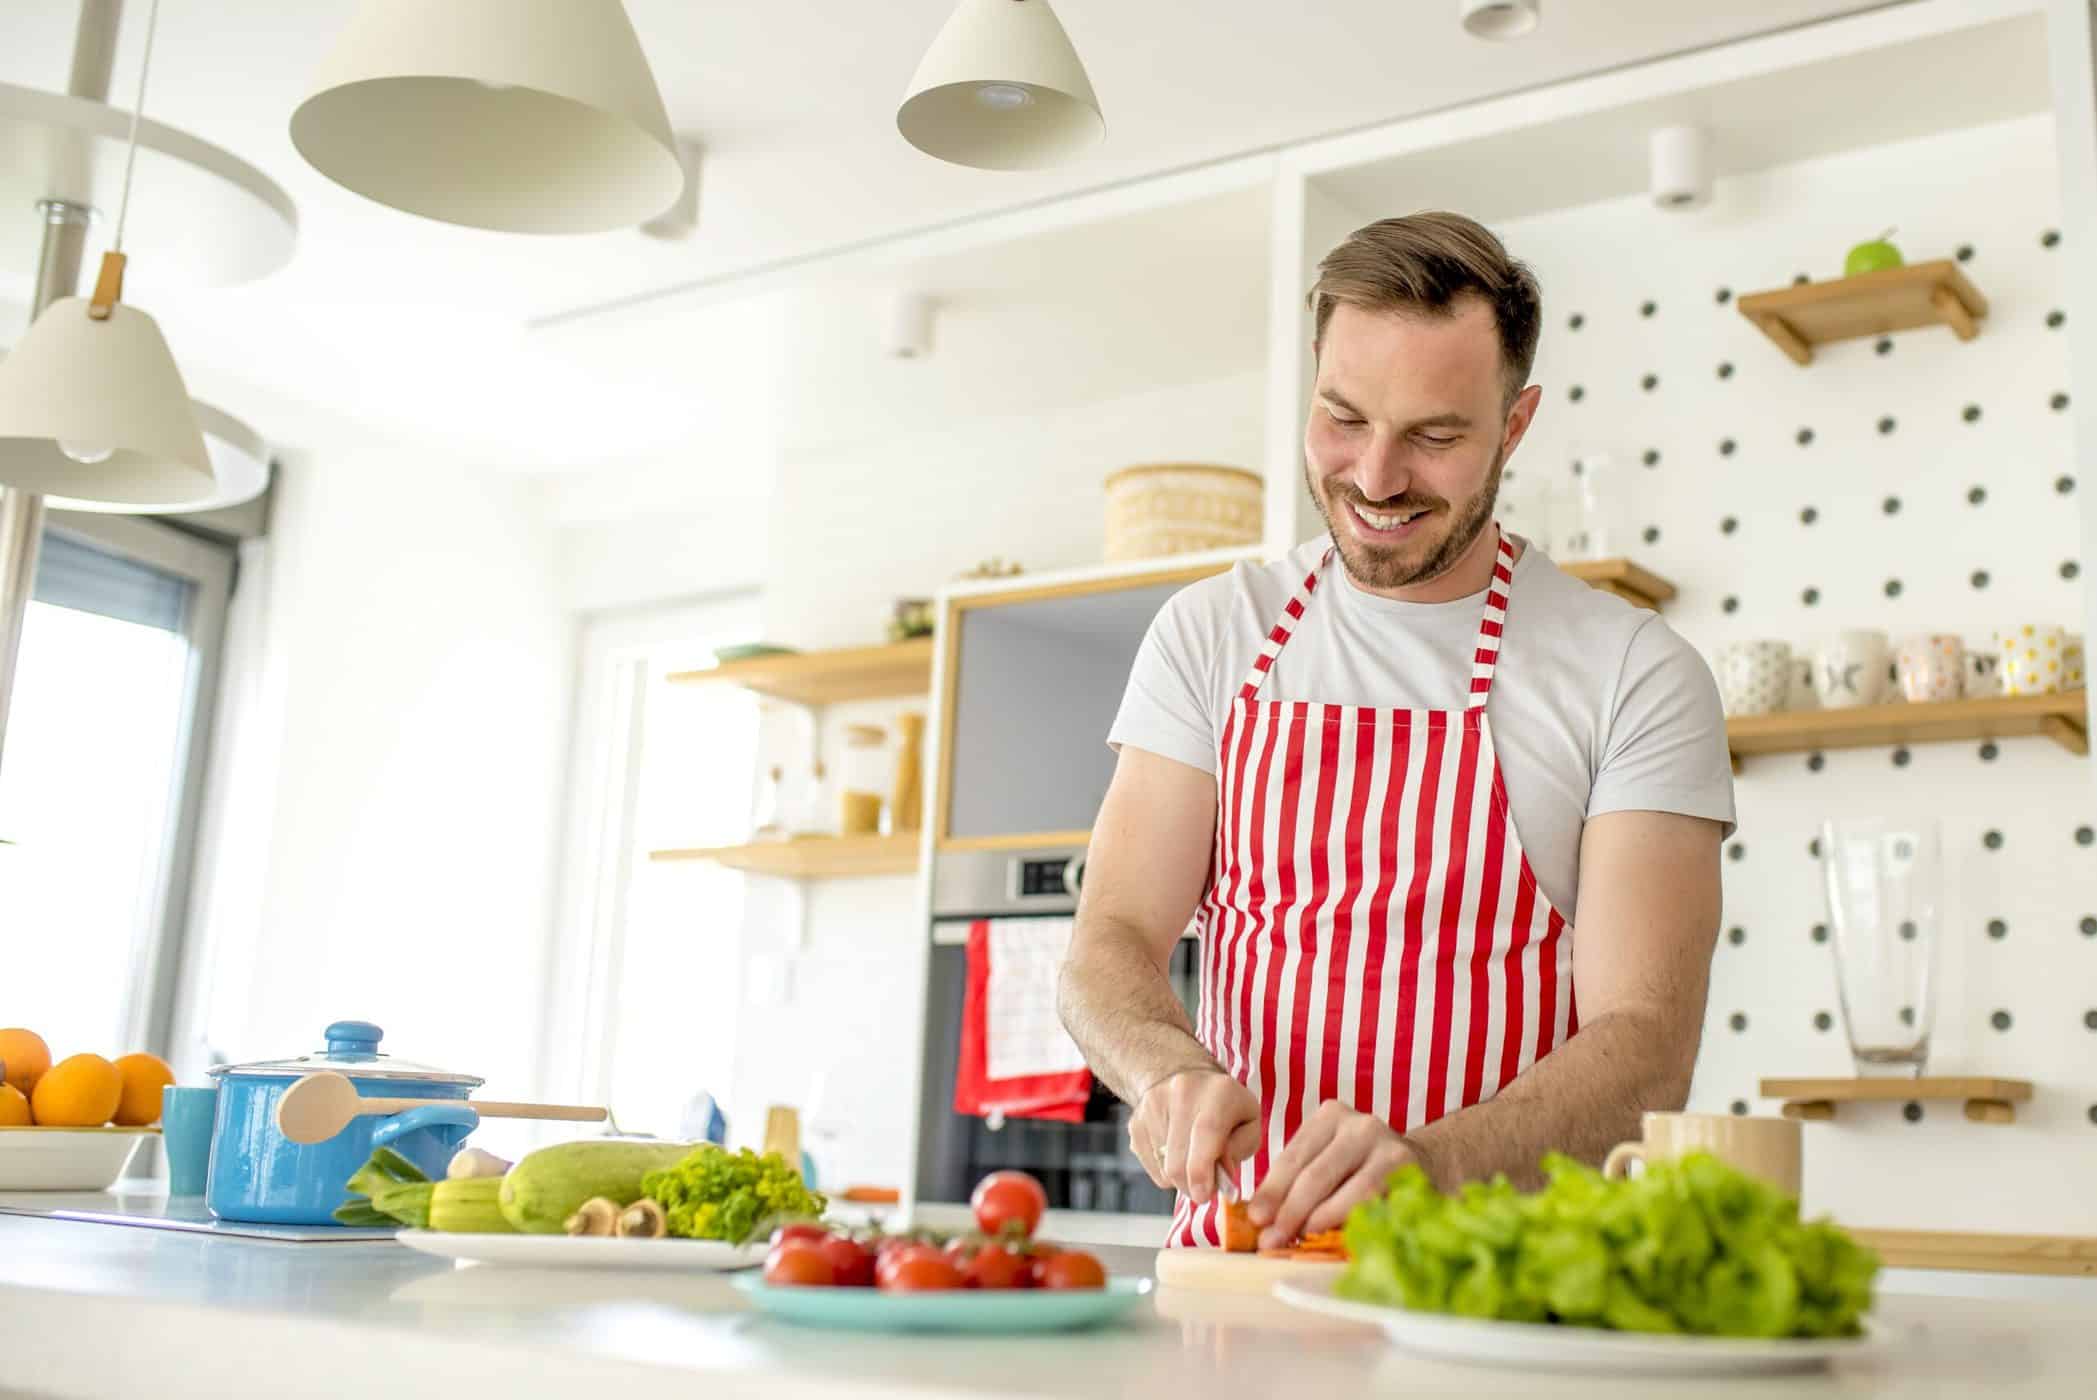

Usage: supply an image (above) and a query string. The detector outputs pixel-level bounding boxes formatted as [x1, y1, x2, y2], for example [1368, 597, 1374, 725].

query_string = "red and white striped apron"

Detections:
[1168, 528, 1578, 1247]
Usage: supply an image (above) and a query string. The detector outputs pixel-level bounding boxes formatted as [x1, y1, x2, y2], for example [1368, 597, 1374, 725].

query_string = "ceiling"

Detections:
[0, 1, 1901, 483]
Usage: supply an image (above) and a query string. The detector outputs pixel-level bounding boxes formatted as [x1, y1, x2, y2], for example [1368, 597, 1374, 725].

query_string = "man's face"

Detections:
[1305, 298, 1540, 592]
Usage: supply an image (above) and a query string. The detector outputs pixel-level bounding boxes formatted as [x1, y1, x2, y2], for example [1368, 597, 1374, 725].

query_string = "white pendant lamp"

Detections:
[898, 0, 1104, 170]
[0, 0, 214, 509]
[291, 0, 683, 234]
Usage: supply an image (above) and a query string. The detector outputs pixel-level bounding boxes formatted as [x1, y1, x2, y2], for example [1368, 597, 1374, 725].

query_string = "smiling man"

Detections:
[1058, 212, 1735, 1249]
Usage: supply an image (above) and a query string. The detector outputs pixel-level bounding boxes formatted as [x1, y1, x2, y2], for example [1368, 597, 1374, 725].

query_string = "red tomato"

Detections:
[880, 1246, 964, 1292]
[942, 1236, 974, 1269]
[769, 1222, 828, 1251]
[970, 1170, 1047, 1239]
[1024, 1243, 1060, 1290]
[764, 1239, 837, 1287]
[1038, 1250, 1106, 1290]
[816, 1232, 875, 1288]
[962, 1242, 1031, 1290]
[874, 1237, 923, 1288]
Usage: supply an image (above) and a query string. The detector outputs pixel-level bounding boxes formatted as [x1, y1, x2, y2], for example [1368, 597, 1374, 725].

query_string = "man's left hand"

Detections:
[1248, 1101, 1418, 1250]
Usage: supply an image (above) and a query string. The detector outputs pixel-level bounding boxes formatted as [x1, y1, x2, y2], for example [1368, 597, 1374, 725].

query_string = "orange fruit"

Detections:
[111, 1052, 175, 1126]
[30, 1053, 121, 1127]
[0, 1028, 51, 1094]
[0, 1083, 29, 1126]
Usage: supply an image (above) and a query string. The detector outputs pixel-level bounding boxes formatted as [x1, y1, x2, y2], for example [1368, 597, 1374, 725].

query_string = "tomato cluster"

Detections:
[760, 1170, 1105, 1292]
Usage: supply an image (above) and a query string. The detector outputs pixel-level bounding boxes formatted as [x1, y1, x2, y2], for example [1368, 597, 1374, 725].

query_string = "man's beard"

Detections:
[1309, 440, 1506, 592]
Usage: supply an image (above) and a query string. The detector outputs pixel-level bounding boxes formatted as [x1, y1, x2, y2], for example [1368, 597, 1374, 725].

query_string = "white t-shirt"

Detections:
[1107, 535, 1736, 923]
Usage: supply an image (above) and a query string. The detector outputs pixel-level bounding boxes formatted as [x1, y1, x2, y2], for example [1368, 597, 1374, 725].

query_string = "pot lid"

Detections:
[209, 1020, 484, 1086]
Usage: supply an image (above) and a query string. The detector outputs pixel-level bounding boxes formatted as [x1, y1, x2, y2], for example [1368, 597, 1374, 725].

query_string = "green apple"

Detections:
[1844, 229, 1903, 277]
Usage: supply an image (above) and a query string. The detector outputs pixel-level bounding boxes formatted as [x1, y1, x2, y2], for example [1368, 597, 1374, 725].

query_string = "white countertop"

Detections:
[4, 1193, 2096, 1400]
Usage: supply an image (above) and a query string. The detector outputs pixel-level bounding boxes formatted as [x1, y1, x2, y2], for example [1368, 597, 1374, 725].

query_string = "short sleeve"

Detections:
[1106, 584, 1221, 774]
[1587, 616, 1737, 838]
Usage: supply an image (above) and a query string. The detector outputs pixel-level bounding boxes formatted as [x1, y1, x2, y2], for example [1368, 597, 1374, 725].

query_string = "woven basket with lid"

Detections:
[1103, 463, 1263, 562]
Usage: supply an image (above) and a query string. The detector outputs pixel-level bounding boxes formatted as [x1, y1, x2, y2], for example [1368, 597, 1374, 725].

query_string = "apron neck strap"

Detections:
[1236, 527, 1517, 705]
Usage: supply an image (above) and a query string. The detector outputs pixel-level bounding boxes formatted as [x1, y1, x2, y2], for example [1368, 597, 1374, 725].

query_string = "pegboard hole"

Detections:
[1903, 1102, 1924, 1123]
[1877, 416, 1896, 434]
[1882, 496, 1901, 515]
[1990, 1009, 2013, 1032]
[1812, 1011, 1832, 1032]
[1971, 570, 1991, 591]
[1717, 361, 1735, 380]
[1984, 829, 2004, 850]
[1796, 427, 1815, 446]
[1987, 918, 2007, 940]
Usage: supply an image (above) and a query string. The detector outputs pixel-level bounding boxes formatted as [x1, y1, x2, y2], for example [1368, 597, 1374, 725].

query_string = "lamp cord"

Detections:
[112, 0, 161, 254]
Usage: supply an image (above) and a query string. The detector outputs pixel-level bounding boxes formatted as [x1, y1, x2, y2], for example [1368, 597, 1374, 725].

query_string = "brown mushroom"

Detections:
[564, 1197, 619, 1237]
[616, 1198, 667, 1239]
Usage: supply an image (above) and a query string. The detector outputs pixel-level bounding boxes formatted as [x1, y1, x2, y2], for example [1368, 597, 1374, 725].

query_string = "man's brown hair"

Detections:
[1308, 211, 1542, 405]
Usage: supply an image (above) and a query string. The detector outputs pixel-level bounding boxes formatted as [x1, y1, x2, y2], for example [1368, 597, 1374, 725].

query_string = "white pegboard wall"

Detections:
[1502, 114, 2095, 1231]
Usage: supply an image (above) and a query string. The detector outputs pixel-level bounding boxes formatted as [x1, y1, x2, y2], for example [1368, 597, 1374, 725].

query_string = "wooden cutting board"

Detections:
[1154, 1247, 1348, 1295]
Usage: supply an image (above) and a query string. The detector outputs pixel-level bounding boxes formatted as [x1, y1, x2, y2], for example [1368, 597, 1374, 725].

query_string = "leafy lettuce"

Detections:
[1337, 1152, 1877, 1337]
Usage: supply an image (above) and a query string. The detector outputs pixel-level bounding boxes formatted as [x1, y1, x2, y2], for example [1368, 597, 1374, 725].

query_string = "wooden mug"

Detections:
[1602, 1111, 1801, 1196]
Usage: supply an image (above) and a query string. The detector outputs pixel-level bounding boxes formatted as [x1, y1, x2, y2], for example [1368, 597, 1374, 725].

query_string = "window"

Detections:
[540, 595, 761, 1140]
[0, 518, 233, 1065]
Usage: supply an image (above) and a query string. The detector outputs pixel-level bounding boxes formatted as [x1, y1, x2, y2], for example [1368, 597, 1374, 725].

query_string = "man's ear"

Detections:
[1501, 383, 1543, 459]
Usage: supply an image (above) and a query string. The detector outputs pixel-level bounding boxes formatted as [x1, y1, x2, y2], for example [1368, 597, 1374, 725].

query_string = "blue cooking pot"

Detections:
[205, 1020, 483, 1226]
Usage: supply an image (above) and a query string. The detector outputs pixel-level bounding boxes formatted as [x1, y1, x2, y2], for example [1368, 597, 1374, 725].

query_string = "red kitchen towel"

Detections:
[953, 919, 1092, 1123]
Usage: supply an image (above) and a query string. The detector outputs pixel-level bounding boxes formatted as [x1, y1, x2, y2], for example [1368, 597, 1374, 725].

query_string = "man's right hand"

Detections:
[1128, 1067, 1261, 1204]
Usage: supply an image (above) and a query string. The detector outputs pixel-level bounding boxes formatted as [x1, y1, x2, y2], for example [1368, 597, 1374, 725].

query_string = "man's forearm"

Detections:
[1057, 920, 1217, 1105]
[1404, 1006, 1698, 1190]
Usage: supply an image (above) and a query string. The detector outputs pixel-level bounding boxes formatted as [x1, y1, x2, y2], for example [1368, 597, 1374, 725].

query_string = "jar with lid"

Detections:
[838, 724, 887, 835]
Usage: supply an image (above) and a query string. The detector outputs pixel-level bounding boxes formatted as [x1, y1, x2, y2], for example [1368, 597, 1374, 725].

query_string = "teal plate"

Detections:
[730, 1274, 1153, 1333]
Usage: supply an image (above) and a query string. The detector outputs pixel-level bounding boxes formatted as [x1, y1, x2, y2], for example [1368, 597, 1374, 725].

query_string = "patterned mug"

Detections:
[1963, 646, 2003, 697]
[1895, 635, 1963, 703]
[1716, 640, 1792, 717]
[1998, 624, 2068, 696]
[1812, 631, 1892, 708]
[2068, 633, 2086, 690]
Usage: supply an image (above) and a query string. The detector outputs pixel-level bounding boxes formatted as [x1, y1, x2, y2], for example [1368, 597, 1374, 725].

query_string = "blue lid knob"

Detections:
[323, 1020, 384, 1058]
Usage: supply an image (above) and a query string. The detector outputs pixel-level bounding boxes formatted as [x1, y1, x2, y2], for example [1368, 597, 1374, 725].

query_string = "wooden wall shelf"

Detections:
[1761, 1076, 2035, 1125]
[1848, 1229, 2097, 1278]
[1736, 260, 1987, 366]
[1727, 691, 2088, 770]
[667, 638, 934, 708]
[648, 833, 919, 880]
[1561, 558, 1676, 612]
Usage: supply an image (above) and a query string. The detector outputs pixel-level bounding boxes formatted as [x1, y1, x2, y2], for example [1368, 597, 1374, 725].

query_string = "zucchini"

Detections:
[429, 1176, 514, 1233]
[497, 1140, 693, 1234]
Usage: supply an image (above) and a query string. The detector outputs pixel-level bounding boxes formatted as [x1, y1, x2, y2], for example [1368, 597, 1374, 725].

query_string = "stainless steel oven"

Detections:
[917, 845, 1198, 1217]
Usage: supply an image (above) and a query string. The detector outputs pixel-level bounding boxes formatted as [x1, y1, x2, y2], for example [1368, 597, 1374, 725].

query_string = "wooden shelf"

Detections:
[1727, 691, 2087, 770]
[666, 638, 934, 708]
[1736, 260, 1987, 366]
[648, 833, 919, 879]
[1561, 558, 1676, 611]
[1761, 1076, 2034, 1125]
[1847, 1229, 2097, 1278]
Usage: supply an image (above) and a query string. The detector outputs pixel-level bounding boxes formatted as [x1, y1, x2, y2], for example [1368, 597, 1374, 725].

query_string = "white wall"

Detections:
[725, 368, 1266, 1189]
[1496, 113, 2093, 1231]
[179, 434, 575, 1113]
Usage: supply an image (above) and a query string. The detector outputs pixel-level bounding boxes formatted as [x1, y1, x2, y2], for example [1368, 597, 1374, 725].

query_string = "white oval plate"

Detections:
[397, 1229, 767, 1273]
[1273, 1279, 1885, 1375]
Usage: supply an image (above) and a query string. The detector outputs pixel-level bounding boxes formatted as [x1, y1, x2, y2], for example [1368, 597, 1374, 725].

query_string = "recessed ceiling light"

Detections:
[1460, 0, 1541, 40]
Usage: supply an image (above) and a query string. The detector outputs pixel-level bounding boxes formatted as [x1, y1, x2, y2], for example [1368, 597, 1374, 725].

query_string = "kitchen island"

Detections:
[3, 1208, 2094, 1400]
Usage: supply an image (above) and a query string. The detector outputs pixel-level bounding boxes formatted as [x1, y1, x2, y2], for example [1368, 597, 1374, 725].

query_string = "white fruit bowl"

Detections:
[0, 1126, 154, 1190]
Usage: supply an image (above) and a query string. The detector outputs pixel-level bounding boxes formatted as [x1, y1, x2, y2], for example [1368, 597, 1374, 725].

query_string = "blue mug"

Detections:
[161, 1085, 216, 1196]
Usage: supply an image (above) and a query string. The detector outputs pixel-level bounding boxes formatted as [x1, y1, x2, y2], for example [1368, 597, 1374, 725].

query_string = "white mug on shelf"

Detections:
[1962, 645, 2003, 698]
[1716, 640, 1791, 717]
[1812, 631, 1891, 708]
[1895, 634, 1963, 704]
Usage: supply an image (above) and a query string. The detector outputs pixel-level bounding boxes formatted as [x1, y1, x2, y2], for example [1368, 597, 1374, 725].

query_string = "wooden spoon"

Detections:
[275, 1070, 609, 1145]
